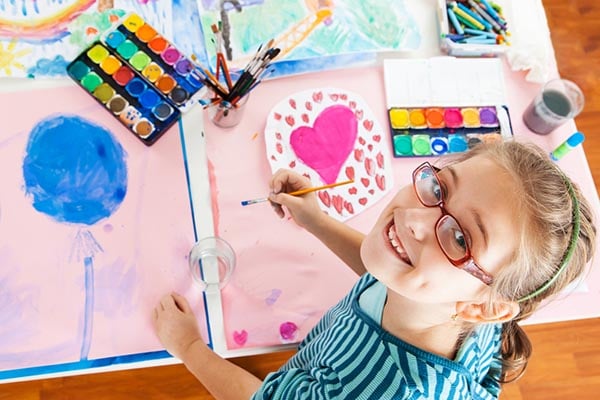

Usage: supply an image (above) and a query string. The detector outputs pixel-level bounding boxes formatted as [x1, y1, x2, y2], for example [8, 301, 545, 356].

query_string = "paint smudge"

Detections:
[279, 321, 298, 343]
[265, 288, 282, 306]
[233, 329, 248, 346]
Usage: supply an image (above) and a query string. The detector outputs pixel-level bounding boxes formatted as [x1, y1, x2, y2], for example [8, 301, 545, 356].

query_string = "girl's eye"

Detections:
[438, 216, 471, 260]
[431, 180, 442, 201]
[452, 228, 467, 252]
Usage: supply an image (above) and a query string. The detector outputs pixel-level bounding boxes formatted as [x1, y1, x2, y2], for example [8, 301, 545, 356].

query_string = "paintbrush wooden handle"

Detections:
[288, 179, 354, 196]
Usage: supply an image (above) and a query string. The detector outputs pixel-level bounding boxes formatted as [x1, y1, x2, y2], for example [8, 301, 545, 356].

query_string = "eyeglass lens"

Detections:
[414, 165, 468, 262]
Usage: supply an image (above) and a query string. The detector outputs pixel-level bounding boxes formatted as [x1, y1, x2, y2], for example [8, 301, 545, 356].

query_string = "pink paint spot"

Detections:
[233, 330, 248, 346]
[207, 159, 221, 235]
[345, 166, 355, 180]
[290, 105, 357, 184]
[376, 152, 384, 168]
[103, 223, 113, 233]
[344, 201, 354, 214]
[318, 191, 331, 207]
[354, 149, 364, 162]
[376, 175, 386, 190]
[332, 195, 343, 214]
[364, 158, 375, 176]
[279, 321, 298, 342]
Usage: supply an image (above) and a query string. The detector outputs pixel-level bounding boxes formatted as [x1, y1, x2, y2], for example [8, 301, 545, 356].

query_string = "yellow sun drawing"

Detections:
[0, 38, 32, 76]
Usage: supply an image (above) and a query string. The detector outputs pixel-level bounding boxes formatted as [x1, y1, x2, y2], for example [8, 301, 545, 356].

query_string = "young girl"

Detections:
[153, 141, 595, 399]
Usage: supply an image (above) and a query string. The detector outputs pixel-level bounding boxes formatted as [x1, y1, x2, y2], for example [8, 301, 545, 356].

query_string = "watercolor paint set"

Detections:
[67, 13, 205, 145]
[388, 105, 512, 157]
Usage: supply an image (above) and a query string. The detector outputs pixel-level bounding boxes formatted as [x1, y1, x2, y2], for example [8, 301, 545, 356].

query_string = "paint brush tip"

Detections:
[241, 197, 269, 206]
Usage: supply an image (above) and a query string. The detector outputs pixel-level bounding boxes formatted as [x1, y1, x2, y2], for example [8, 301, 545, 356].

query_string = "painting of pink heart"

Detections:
[265, 88, 393, 221]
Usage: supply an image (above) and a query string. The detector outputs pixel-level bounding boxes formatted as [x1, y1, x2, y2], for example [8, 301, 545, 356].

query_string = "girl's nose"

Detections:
[400, 206, 442, 242]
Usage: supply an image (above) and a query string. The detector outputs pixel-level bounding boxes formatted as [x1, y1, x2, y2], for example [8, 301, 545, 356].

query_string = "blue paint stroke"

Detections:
[80, 256, 94, 360]
[70, 228, 103, 263]
[22, 114, 127, 225]
[26, 54, 69, 77]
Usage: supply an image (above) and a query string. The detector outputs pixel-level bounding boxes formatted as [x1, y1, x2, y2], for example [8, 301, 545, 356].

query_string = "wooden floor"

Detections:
[2, 1, 600, 398]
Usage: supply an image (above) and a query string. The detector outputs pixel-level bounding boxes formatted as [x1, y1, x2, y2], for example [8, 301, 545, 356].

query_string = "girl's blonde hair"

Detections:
[448, 140, 596, 383]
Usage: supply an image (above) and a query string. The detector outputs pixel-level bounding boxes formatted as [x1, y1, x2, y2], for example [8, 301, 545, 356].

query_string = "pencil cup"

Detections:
[522, 79, 584, 135]
[207, 95, 250, 129]
[188, 236, 236, 292]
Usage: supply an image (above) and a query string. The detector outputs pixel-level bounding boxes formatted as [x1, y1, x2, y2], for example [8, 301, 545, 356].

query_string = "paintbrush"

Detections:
[240, 179, 354, 206]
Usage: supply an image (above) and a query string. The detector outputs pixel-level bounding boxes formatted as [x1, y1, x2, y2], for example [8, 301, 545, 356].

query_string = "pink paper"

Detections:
[0, 84, 206, 373]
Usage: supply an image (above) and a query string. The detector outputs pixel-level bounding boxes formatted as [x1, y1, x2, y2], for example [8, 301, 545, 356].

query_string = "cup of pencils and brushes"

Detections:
[193, 28, 280, 128]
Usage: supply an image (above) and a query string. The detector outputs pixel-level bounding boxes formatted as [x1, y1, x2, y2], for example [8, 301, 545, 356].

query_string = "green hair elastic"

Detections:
[518, 177, 581, 303]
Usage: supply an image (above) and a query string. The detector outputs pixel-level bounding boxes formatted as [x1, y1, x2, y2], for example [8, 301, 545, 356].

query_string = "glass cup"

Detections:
[207, 94, 249, 129]
[522, 78, 584, 135]
[188, 236, 236, 292]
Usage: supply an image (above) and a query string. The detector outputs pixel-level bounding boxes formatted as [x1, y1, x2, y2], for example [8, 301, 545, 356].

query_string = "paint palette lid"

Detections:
[383, 57, 507, 108]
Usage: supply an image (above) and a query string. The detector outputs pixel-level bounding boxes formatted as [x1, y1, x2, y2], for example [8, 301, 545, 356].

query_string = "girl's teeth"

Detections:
[388, 224, 412, 265]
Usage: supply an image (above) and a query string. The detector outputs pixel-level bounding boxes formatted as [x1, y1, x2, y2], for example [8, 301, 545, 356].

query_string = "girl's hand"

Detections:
[268, 169, 325, 230]
[152, 292, 205, 361]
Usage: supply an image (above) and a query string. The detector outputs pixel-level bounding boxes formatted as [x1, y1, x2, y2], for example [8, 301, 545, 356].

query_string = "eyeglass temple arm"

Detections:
[462, 259, 494, 285]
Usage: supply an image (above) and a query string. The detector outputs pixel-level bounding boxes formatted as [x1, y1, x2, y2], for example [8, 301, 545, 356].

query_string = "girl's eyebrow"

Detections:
[446, 165, 489, 249]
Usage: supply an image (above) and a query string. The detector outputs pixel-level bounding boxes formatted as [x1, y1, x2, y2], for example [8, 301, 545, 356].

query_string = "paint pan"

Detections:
[387, 106, 512, 158]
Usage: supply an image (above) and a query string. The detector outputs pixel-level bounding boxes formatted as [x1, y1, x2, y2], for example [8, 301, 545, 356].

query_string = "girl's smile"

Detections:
[385, 220, 413, 266]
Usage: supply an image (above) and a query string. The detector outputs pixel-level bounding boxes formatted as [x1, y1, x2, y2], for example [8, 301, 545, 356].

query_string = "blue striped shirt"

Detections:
[252, 273, 503, 399]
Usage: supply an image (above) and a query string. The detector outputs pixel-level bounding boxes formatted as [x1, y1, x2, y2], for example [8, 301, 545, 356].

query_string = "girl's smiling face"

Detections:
[360, 155, 520, 304]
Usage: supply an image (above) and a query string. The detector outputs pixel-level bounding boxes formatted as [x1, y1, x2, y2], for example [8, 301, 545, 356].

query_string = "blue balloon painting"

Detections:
[22, 114, 128, 360]
[22, 114, 127, 225]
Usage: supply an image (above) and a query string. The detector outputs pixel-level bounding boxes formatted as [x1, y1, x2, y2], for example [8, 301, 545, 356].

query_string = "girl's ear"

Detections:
[455, 300, 520, 323]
